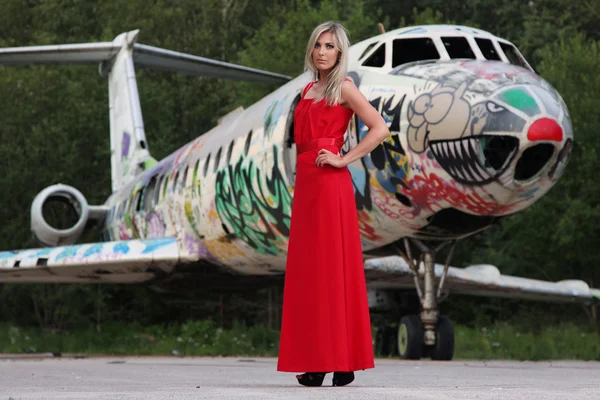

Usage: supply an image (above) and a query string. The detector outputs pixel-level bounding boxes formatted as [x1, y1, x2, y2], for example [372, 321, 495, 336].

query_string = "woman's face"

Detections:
[312, 31, 339, 73]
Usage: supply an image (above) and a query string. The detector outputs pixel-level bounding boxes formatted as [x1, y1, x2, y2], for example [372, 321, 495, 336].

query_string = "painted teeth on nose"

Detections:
[465, 139, 487, 181]
[442, 142, 451, 159]
[447, 141, 456, 159]
[471, 139, 493, 181]
[458, 140, 478, 181]
[452, 143, 468, 181]
[442, 142, 458, 177]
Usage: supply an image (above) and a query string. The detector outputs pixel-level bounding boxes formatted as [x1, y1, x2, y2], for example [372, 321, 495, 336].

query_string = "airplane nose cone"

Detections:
[527, 118, 563, 142]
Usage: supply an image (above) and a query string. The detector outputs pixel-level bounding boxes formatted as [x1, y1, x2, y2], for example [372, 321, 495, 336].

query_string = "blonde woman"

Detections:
[277, 21, 390, 387]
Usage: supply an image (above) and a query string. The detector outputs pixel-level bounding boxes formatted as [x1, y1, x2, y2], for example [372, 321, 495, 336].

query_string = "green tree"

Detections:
[236, 0, 377, 105]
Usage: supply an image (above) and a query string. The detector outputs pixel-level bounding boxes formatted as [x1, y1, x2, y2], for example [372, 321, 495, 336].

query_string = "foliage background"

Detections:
[0, 0, 599, 342]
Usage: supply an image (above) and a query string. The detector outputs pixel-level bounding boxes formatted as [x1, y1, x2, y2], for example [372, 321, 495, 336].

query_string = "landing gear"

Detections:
[394, 238, 456, 360]
[397, 314, 422, 359]
[428, 315, 454, 361]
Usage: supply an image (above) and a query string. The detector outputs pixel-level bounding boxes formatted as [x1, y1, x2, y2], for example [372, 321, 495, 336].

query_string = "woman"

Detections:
[277, 21, 390, 387]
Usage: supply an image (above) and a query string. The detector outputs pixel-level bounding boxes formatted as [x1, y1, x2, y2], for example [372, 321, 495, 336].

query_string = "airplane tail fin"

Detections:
[0, 30, 290, 192]
[104, 31, 154, 192]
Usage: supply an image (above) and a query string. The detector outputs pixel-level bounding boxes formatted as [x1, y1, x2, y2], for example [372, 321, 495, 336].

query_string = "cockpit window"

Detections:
[499, 42, 529, 68]
[392, 38, 440, 68]
[359, 42, 378, 60]
[441, 36, 476, 59]
[475, 38, 501, 61]
[362, 43, 386, 67]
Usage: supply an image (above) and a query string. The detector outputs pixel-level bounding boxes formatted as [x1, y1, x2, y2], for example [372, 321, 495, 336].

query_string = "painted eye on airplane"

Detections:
[486, 102, 505, 113]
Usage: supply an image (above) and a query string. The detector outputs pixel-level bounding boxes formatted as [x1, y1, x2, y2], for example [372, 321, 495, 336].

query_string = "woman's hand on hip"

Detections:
[316, 149, 347, 168]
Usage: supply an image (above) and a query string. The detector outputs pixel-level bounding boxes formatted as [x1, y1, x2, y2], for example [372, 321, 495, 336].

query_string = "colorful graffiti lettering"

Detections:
[215, 147, 292, 256]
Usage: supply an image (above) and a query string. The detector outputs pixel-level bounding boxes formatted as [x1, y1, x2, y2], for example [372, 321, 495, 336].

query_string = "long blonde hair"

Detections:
[304, 21, 350, 107]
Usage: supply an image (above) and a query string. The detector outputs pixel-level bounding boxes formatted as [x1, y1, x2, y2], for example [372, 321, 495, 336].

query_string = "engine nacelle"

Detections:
[30, 184, 107, 246]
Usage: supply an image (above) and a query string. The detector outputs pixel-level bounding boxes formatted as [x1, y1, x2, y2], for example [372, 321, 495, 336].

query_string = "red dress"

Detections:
[277, 81, 375, 373]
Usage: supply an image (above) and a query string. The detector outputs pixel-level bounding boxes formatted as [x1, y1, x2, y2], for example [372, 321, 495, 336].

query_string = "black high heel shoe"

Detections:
[332, 371, 355, 386]
[296, 372, 327, 387]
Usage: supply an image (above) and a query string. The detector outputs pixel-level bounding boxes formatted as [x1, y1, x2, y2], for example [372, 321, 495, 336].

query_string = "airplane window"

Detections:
[173, 171, 179, 190]
[441, 37, 476, 59]
[362, 43, 386, 67]
[226, 140, 234, 164]
[359, 42, 378, 60]
[134, 189, 143, 213]
[244, 130, 253, 156]
[162, 174, 169, 198]
[192, 159, 200, 185]
[124, 198, 131, 216]
[144, 176, 156, 212]
[203, 153, 211, 177]
[475, 38, 501, 61]
[154, 175, 163, 204]
[392, 38, 440, 68]
[182, 165, 189, 188]
[214, 147, 222, 173]
[499, 42, 529, 68]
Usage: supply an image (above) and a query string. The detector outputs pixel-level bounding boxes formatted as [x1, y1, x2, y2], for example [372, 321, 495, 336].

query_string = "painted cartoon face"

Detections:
[407, 81, 572, 187]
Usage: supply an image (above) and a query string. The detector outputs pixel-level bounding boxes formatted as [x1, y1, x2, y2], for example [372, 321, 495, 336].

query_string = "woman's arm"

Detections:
[315, 80, 390, 168]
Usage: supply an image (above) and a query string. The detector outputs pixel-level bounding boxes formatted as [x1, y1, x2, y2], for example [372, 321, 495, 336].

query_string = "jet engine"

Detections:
[30, 184, 108, 246]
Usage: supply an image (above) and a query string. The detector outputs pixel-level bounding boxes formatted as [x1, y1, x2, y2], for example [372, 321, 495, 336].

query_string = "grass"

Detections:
[454, 323, 600, 361]
[0, 320, 279, 357]
[1, 321, 599, 360]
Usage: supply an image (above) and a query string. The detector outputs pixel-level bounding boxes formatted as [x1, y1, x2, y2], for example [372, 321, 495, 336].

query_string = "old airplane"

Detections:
[0, 25, 596, 360]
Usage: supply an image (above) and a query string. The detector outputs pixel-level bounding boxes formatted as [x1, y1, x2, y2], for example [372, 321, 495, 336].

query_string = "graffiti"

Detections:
[147, 212, 166, 238]
[459, 60, 538, 82]
[83, 243, 104, 257]
[113, 242, 130, 254]
[183, 233, 214, 259]
[264, 98, 285, 140]
[118, 220, 131, 240]
[407, 82, 473, 153]
[401, 163, 517, 216]
[141, 238, 175, 254]
[351, 93, 409, 211]
[349, 162, 372, 211]
[56, 247, 78, 262]
[0, 251, 16, 260]
[215, 147, 292, 256]
[370, 178, 420, 229]
[184, 160, 206, 241]
[26, 56, 571, 274]
[405, 82, 572, 186]
[0, 239, 177, 271]
[356, 209, 383, 243]
[121, 132, 131, 175]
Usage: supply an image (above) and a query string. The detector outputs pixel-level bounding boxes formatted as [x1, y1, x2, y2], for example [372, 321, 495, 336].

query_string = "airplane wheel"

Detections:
[397, 314, 423, 360]
[429, 315, 454, 361]
[375, 324, 398, 356]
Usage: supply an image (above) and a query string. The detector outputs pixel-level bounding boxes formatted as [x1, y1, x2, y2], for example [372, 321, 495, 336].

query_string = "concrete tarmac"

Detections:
[1, 356, 599, 399]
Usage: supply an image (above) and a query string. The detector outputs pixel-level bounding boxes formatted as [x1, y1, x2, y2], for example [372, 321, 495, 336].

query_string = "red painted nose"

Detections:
[527, 118, 563, 142]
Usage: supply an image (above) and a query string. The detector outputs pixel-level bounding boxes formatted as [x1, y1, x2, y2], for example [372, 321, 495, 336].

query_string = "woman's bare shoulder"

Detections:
[340, 79, 359, 105]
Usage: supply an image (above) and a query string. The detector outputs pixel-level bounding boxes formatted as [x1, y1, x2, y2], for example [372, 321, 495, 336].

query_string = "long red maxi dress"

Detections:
[277, 81, 375, 373]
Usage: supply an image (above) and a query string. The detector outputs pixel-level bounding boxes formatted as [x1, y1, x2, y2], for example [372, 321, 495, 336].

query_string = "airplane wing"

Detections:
[364, 256, 600, 305]
[0, 238, 179, 283]
[0, 30, 290, 84]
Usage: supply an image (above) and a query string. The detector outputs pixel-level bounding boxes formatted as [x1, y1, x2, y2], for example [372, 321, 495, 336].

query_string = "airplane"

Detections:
[0, 24, 597, 361]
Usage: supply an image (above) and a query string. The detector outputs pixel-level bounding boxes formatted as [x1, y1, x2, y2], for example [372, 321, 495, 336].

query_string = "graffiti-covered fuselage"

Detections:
[102, 26, 573, 275]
